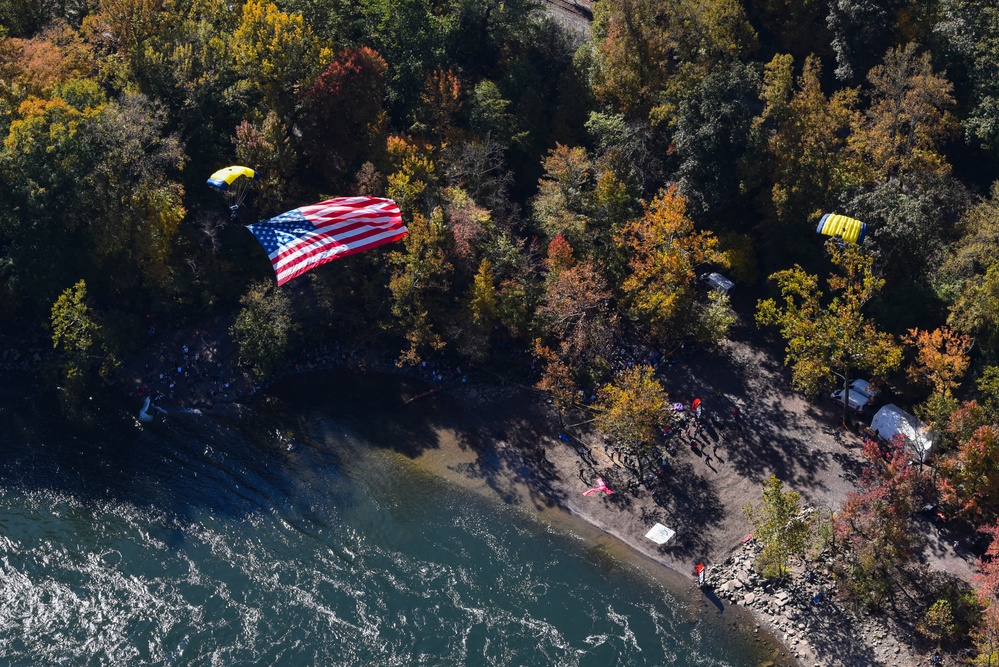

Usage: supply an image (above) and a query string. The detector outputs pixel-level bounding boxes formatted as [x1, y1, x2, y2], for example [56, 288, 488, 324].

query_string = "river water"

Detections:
[0, 371, 774, 666]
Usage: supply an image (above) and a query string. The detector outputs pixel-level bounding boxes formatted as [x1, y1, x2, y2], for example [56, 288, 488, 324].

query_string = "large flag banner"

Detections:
[247, 197, 408, 286]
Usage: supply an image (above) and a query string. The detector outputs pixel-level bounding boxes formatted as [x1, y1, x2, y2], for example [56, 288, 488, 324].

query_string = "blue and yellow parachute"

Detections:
[816, 213, 867, 245]
[207, 166, 258, 210]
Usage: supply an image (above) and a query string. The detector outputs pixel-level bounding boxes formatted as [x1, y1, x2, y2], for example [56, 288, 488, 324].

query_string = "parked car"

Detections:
[830, 378, 879, 414]
[699, 272, 734, 294]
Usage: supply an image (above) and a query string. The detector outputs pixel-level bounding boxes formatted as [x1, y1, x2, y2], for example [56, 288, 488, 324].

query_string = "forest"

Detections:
[3, 0, 999, 660]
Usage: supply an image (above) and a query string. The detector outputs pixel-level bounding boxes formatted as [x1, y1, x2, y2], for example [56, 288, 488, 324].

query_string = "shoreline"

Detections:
[69, 316, 968, 665]
[396, 403, 797, 666]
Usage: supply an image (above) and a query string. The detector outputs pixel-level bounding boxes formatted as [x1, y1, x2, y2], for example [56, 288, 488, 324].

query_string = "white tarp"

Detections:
[645, 523, 676, 545]
[870, 403, 937, 462]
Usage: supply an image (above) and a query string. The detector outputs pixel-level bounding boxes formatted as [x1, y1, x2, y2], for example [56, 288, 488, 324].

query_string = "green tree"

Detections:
[839, 172, 970, 294]
[692, 290, 738, 347]
[230, 280, 296, 379]
[757, 241, 902, 425]
[673, 62, 758, 219]
[50, 280, 113, 396]
[939, 184, 999, 350]
[743, 475, 811, 578]
[469, 80, 525, 149]
[389, 207, 453, 365]
[933, 0, 999, 156]
[531, 144, 594, 247]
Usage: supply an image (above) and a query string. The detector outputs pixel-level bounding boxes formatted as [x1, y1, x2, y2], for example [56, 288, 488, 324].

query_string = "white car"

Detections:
[699, 272, 734, 293]
[831, 379, 879, 414]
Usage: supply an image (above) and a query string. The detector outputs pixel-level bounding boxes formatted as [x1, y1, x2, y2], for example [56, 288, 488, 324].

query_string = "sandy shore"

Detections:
[399, 391, 797, 666]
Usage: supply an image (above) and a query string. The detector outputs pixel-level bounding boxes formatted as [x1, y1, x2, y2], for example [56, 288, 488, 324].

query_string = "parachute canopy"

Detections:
[206, 166, 258, 209]
[816, 213, 867, 245]
[246, 197, 407, 286]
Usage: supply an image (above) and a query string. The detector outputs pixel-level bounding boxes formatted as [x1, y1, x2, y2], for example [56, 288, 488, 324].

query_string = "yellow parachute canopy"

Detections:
[816, 213, 867, 245]
[206, 166, 258, 209]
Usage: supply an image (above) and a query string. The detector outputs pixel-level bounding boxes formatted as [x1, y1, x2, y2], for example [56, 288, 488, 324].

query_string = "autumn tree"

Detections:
[756, 240, 902, 424]
[231, 0, 328, 114]
[234, 111, 297, 215]
[593, 365, 668, 475]
[617, 186, 726, 338]
[384, 134, 437, 218]
[0, 83, 185, 306]
[442, 187, 492, 277]
[743, 475, 811, 578]
[833, 436, 925, 611]
[533, 338, 579, 423]
[748, 54, 861, 250]
[938, 417, 999, 525]
[303, 46, 388, 185]
[389, 207, 453, 366]
[935, 401, 999, 525]
[853, 44, 958, 182]
[536, 256, 616, 376]
[230, 280, 296, 379]
[457, 257, 498, 361]
[976, 522, 999, 665]
[903, 326, 974, 428]
[418, 68, 463, 143]
[590, 0, 757, 121]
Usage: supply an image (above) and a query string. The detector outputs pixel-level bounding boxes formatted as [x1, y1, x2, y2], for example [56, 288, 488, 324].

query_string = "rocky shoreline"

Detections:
[709, 537, 930, 666]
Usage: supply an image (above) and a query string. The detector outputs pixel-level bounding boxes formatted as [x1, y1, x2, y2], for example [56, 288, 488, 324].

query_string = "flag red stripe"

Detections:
[275, 229, 408, 285]
[270, 218, 405, 271]
[249, 197, 408, 286]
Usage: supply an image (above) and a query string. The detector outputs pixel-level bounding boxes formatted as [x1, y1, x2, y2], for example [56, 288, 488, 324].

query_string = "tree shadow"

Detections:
[646, 458, 727, 561]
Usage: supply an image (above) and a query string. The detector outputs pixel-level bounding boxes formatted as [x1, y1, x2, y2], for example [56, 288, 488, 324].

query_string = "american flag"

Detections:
[246, 197, 408, 286]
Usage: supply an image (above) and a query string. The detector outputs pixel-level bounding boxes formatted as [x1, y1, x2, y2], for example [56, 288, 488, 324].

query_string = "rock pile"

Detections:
[708, 541, 928, 667]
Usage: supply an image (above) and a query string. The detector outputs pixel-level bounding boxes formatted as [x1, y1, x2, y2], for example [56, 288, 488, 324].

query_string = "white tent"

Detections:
[870, 404, 937, 462]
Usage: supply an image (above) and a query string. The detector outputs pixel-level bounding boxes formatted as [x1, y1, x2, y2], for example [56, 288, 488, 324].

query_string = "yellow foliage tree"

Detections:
[617, 185, 726, 337]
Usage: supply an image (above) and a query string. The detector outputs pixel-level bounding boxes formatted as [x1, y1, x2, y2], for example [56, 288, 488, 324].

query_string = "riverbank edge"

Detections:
[5, 316, 931, 666]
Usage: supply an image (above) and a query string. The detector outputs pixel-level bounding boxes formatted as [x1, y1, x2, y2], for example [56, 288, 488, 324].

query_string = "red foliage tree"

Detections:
[833, 436, 926, 609]
[545, 234, 575, 276]
[304, 46, 388, 183]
